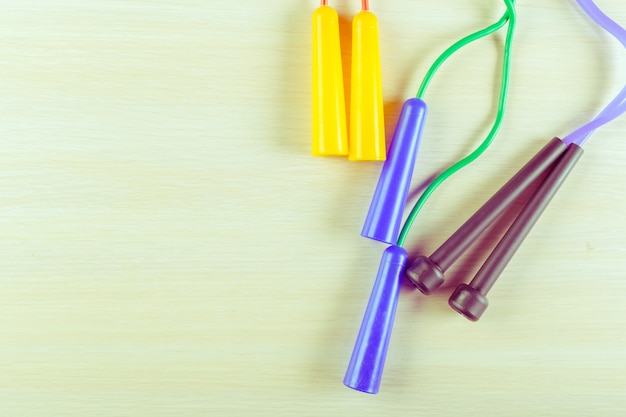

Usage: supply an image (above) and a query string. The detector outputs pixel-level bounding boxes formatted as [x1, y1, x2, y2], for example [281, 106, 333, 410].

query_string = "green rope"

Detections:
[396, 0, 517, 247]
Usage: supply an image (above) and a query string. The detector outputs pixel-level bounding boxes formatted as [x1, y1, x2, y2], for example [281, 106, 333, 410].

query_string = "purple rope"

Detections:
[562, 0, 626, 146]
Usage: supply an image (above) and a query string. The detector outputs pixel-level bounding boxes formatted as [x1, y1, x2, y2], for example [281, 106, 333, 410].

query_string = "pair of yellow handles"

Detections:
[312, 4, 385, 161]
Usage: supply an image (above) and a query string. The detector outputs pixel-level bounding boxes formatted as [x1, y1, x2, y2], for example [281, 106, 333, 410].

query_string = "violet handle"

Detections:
[344, 245, 408, 394]
[362, 98, 428, 244]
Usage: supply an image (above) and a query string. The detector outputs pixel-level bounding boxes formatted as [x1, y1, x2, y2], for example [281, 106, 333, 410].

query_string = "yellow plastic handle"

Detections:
[312, 6, 348, 157]
[350, 10, 385, 161]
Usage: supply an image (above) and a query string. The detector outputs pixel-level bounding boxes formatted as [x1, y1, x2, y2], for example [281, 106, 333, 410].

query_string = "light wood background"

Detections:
[1, 0, 625, 415]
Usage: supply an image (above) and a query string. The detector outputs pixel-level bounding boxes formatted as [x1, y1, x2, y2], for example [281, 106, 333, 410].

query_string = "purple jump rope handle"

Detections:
[344, 245, 408, 394]
[362, 98, 428, 244]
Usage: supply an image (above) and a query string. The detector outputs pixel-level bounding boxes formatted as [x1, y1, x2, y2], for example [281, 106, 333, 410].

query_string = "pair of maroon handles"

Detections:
[407, 137, 583, 320]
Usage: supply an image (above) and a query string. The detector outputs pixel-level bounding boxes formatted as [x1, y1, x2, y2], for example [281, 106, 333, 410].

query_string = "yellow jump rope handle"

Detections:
[312, 6, 348, 156]
[350, 10, 385, 161]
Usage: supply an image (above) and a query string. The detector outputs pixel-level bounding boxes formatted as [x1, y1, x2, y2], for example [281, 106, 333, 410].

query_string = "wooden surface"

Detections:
[1, 0, 626, 415]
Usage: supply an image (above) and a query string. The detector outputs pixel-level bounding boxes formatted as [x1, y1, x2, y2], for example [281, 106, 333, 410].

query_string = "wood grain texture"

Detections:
[1, 0, 625, 415]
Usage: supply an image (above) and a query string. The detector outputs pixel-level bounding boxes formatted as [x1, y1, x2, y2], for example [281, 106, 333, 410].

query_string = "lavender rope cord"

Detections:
[562, 0, 626, 146]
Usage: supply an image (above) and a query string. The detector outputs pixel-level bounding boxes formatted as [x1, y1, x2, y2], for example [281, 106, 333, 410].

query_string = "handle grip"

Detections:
[361, 98, 427, 244]
[344, 246, 408, 394]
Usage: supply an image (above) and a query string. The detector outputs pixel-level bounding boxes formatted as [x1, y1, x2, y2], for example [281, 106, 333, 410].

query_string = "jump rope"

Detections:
[311, 0, 626, 394]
